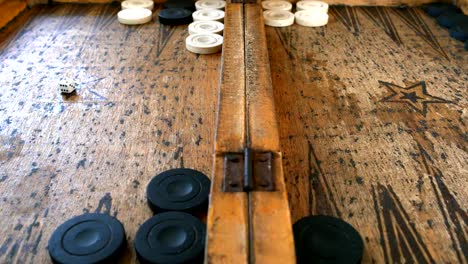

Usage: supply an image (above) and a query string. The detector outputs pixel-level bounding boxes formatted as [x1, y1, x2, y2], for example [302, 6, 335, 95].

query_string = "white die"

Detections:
[59, 79, 77, 94]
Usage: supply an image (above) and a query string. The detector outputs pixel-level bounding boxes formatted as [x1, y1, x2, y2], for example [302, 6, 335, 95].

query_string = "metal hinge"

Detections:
[223, 148, 275, 192]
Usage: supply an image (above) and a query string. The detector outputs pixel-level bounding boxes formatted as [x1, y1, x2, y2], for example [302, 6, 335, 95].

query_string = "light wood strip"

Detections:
[214, 2, 246, 153]
[206, 156, 249, 264]
[206, 3, 249, 264]
[244, 4, 296, 264]
[244, 3, 280, 152]
[250, 153, 296, 264]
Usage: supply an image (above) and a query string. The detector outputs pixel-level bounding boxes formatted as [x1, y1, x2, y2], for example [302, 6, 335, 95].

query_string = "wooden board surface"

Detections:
[267, 6, 467, 263]
[0, 4, 220, 263]
[1, 3, 467, 264]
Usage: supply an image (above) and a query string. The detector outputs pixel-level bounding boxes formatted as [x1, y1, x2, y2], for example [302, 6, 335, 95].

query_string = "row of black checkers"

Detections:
[48, 171, 364, 264]
[424, 3, 468, 50]
[159, 0, 197, 25]
[48, 168, 211, 264]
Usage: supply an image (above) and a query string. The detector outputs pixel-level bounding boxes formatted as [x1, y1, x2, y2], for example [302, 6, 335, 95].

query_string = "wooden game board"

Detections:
[0, 1, 466, 264]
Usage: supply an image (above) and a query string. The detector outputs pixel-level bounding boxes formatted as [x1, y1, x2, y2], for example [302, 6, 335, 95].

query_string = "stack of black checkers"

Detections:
[424, 3, 468, 51]
[117, 0, 154, 25]
[262, 0, 329, 28]
[185, 0, 226, 54]
[293, 215, 364, 264]
[135, 168, 211, 264]
[48, 168, 211, 264]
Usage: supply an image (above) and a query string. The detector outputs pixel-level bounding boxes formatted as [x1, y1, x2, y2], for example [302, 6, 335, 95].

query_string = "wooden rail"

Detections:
[206, 3, 249, 263]
[206, 1, 295, 263]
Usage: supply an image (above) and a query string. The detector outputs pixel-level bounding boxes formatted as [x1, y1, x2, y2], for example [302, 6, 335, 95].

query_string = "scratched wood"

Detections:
[206, 3, 249, 263]
[206, 157, 249, 264]
[0, 4, 220, 263]
[244, 4, 296, 264]
[214, 3, 245, 153]
[267, 6, 468, 263]
[245, 4, 280, 152]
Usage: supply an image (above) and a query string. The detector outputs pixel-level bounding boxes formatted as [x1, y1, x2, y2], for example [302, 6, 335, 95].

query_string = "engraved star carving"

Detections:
[380, 81, 452, 116]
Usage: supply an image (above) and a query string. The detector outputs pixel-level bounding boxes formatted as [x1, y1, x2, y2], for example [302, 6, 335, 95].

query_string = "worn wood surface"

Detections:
[318, 0, 443, 6]
[244, 4, 295, 264]
[206, 156, 249, 264]
[267, 6, 467, 263]
[206, 3, 249, 264]
[47, 0, 445, 6]
[1, 2, 467, 264]
[245, 4, 280, 152]
[0, 4, 220, 263]
[214, 3, 245, 154]
[250, 153, 295, 263]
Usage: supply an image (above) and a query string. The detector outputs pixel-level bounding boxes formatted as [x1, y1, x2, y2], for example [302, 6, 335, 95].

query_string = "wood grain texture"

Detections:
[318, 0, 441, 6]
[250, 153, 296, 264]
[214, 3, 245, 153]
[267, 6, 467, 263]
[244, 4, 295, 264]
[0, 4, 220, 263]
[245, 4, 280, 152]
[206, 3, 249, 264]
[205, 156, 249, 264]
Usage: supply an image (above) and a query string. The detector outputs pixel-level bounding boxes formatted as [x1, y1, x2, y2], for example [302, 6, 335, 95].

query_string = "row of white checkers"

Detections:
[116, 0, 225, 55]
[186, 0, 226, 54]
[262, 0, 329, 27]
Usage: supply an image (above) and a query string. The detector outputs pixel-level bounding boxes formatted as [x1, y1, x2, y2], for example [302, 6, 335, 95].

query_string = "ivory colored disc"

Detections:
[186, 33, 223, 54]
[121, 0, 154, 10]
[118, 8, 153, 25]
[296, 0, 329, 13]
[295, 10, 328, 27]
[261, 0, 292, 11]
[192, 9, 225, 22]
[189, 20, 224, 35]
[195, 0, 226, 10]
[263, 10, 294, 27]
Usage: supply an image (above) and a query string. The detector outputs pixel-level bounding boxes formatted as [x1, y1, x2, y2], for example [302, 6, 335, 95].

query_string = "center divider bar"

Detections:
[244, 3, 296, 263]
[206, 1, 295, 263]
